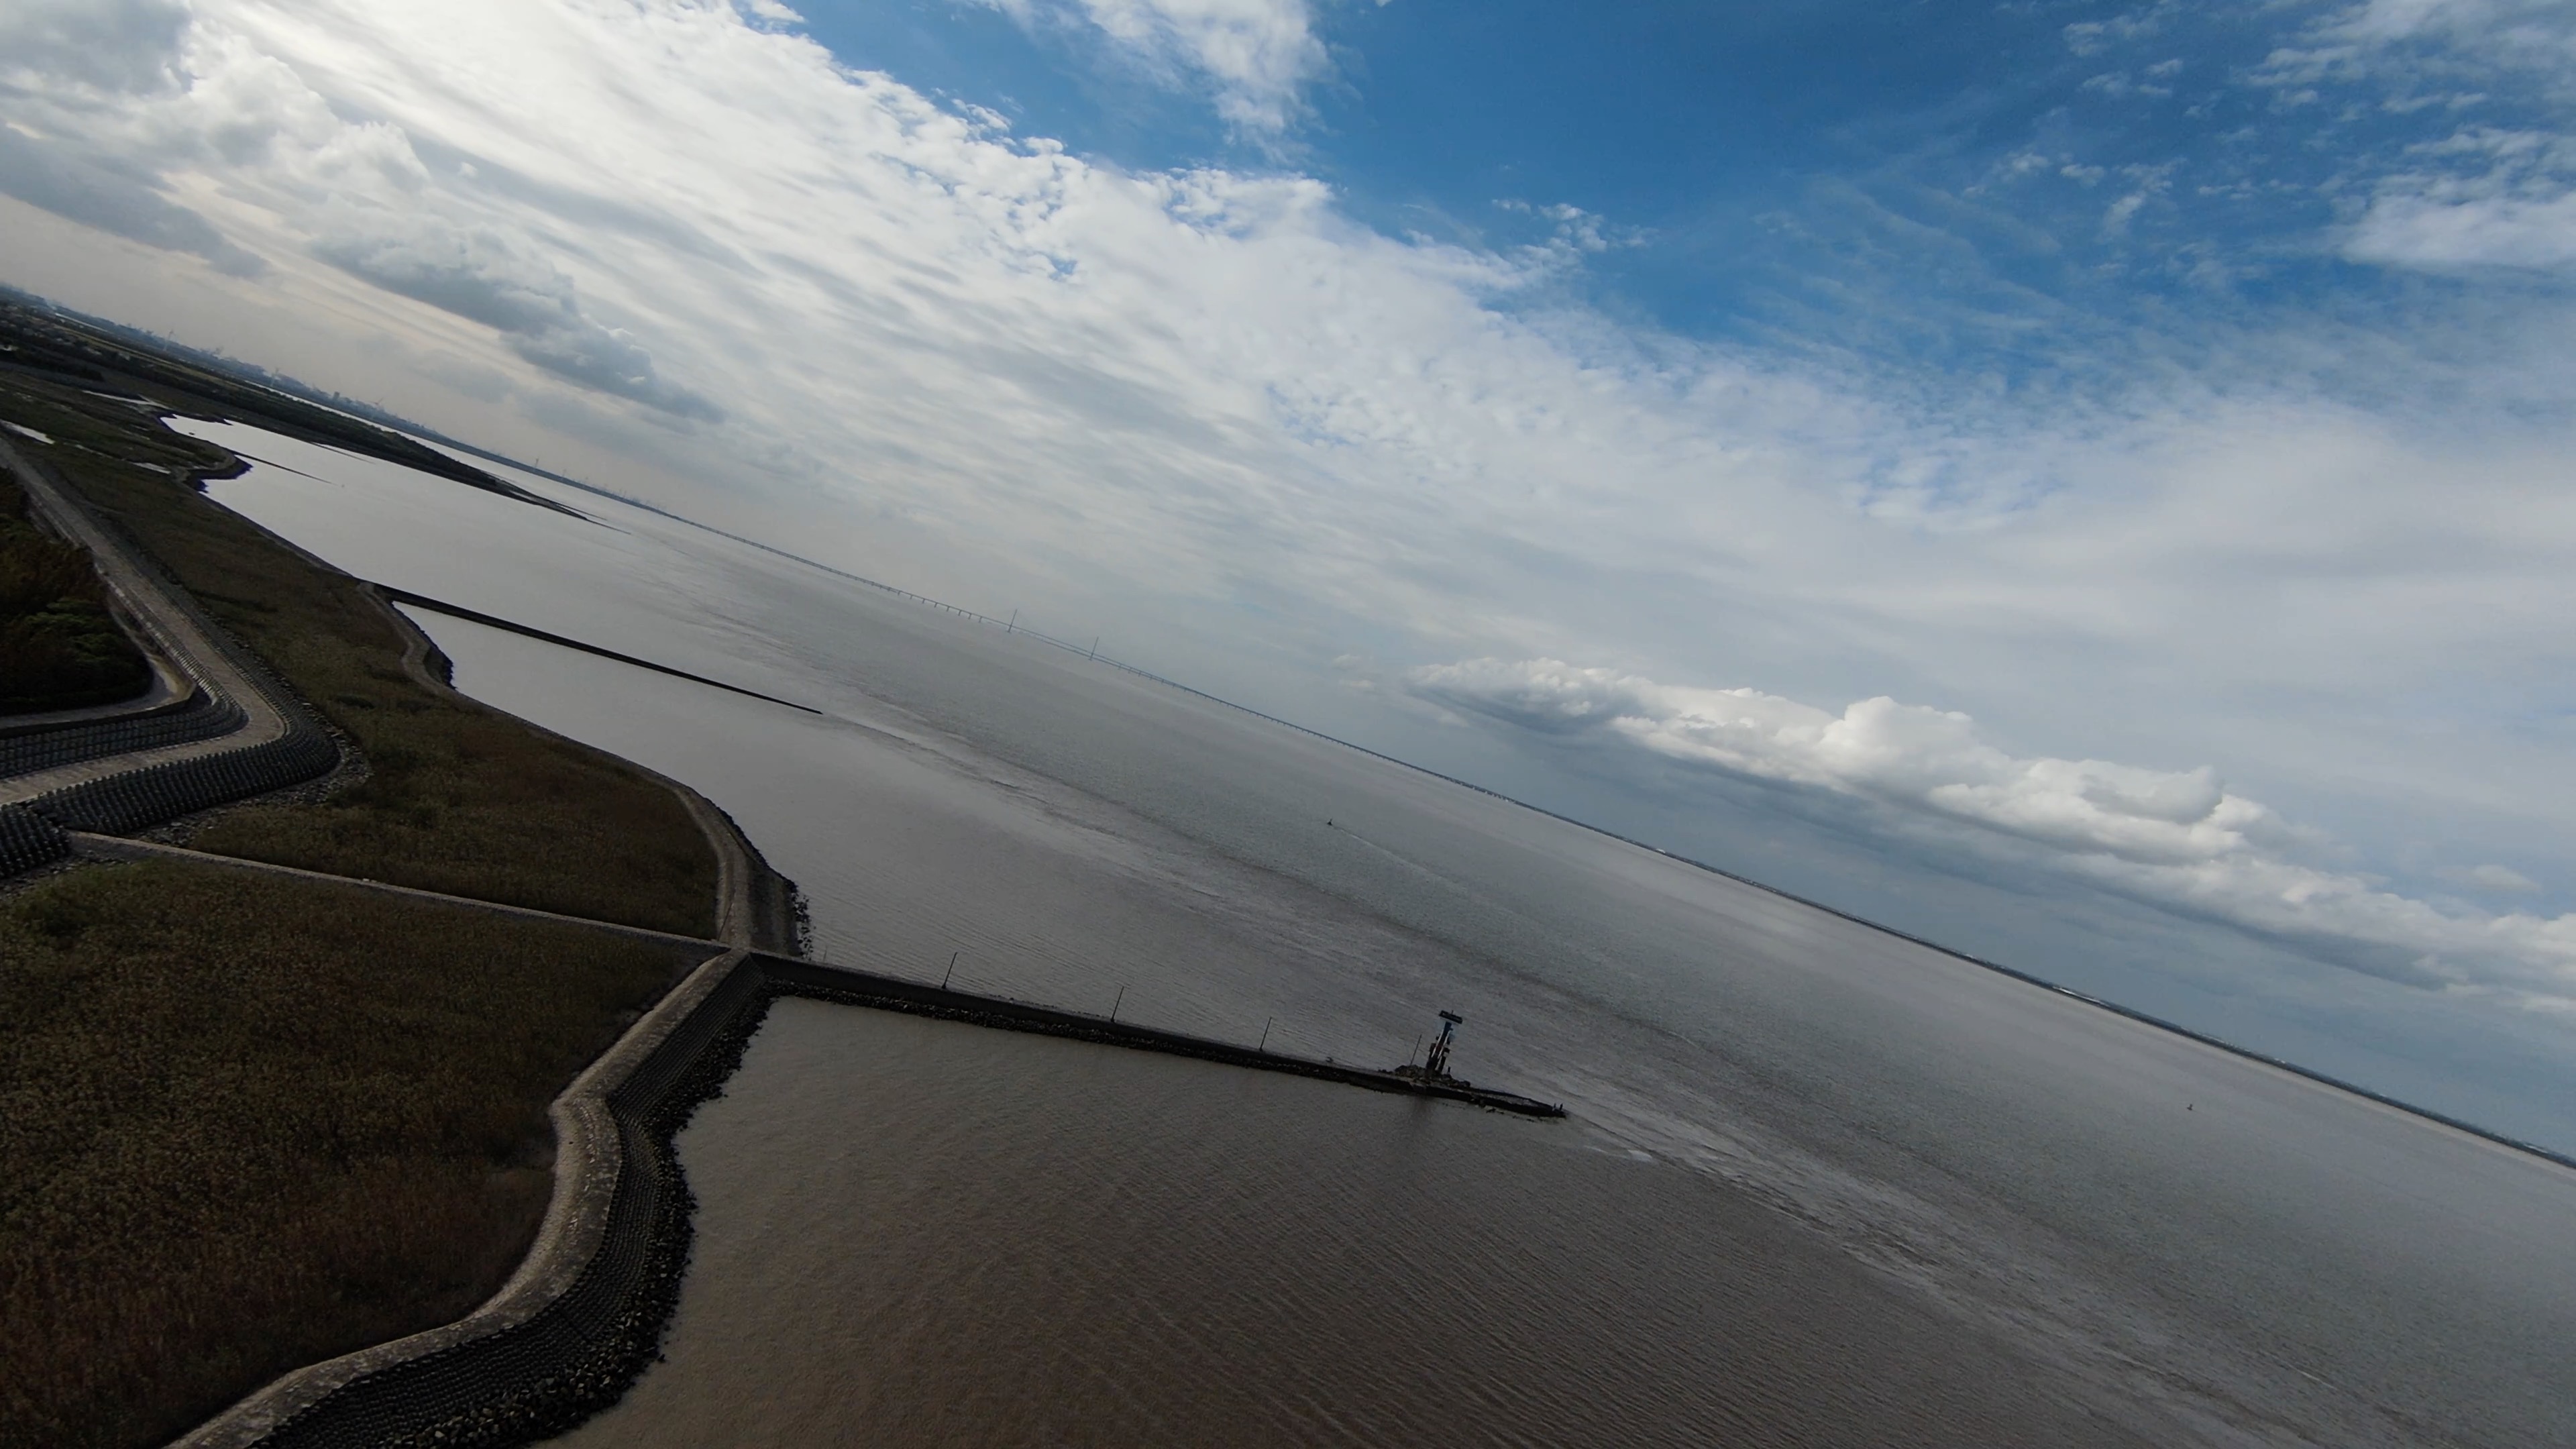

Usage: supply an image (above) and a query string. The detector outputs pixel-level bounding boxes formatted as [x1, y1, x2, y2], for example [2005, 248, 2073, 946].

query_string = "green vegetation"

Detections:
[0, 354, 734, 1446]
[0, 859, 706, 1448]
[0, 468, 150, 714]
[0, 376, 716, 937]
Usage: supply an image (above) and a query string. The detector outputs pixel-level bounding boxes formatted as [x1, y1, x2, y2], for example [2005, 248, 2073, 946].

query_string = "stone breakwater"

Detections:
[0, 681, 244, 782]
[173, 952, 1564, 1448]
[757, 956, 1566, 1119]
[29, 723, 341, 837]
[0, 802, 67, 876]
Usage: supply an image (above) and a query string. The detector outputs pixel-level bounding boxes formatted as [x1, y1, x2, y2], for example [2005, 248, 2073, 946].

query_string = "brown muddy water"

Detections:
[552, 1000, 2147, 1449]
[184, 420, 2576, 1447]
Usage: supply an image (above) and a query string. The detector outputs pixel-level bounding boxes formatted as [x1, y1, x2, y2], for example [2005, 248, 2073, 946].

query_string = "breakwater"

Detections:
[0, 678, 242, 781]
[176, 951, 1562, 1449]
[757, 955, 1564, 1118]
[31, 724, 341, 835]
[0, 802, 67, 876]
[376, 586, 820, 715]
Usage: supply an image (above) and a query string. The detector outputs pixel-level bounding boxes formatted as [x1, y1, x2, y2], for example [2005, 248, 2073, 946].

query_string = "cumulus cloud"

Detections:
[2061, 3, 2178, 59]
[0, 0, 2571, 1010]
[1410, 659, 2293, 866]
[0, 0, 264, 272]
[970, 0, 1329, 129]
[1411, 659, 2576, 997]
[0, 127, 263, 274]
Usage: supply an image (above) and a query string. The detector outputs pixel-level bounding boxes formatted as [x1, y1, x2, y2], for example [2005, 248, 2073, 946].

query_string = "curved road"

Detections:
[0, 433, 295, 805]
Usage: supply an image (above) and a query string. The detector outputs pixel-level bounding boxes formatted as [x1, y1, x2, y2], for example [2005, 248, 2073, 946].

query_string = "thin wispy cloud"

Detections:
[2250, 0, 2576, 270]
[0, 0, 2566, 1013]
[965, 0, 1331, 131]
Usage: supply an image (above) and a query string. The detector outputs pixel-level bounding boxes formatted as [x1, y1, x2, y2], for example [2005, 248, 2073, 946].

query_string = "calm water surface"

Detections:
[555, 1002, 2153, 1449]
[184, 421, 2576, 1446]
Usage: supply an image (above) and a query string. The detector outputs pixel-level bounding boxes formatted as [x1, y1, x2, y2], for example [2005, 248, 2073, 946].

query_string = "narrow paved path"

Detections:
[68, 832, 724, 951]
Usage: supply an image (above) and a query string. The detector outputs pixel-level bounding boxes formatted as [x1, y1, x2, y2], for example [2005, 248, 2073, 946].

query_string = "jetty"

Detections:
[761, 957, 1566, 1118]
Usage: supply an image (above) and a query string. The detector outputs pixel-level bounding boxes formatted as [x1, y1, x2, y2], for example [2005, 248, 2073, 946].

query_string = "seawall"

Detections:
[171, 954, 1561, 1448]
[0, 435, 341, 837]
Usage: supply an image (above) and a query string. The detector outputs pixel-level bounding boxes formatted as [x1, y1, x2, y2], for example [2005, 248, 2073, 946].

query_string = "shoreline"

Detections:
[396, 409, 2576, 1180]
[0, 365, 779, 1444]
[7, 358, 1561, 1447]
[171, 954, 1566, 1448]
[11, 336, 2567, 1446]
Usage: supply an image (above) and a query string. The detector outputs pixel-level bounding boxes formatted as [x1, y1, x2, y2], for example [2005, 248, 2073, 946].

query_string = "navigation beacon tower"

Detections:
[1423, 1010, 1463, 1080]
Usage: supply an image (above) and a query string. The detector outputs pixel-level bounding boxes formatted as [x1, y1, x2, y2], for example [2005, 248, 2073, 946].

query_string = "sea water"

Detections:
[185, 420, 2576, 1446]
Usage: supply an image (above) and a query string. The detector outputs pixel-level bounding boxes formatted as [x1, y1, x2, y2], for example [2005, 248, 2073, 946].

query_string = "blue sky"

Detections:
[1, 0, 2573, 1096]
[802, 0, 2573, 411]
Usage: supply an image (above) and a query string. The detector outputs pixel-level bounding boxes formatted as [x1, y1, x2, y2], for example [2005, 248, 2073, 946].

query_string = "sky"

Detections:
[2, 0, 2573, 1097]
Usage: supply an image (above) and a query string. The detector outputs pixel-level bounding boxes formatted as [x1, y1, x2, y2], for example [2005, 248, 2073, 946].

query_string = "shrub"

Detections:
[0, 470, 150, 713]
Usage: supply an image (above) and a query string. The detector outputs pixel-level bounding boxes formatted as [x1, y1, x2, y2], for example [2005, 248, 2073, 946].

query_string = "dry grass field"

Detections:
[0, 859, 704, 1448]
[0, 359, 728, 1446]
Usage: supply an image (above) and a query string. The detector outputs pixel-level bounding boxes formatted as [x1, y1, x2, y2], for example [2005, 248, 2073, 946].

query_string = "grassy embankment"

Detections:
[0, 864, 704, 1449]
[0, 372, 726, 1446]
[0, 466, 150, 714]
[0, 375, 715, 932]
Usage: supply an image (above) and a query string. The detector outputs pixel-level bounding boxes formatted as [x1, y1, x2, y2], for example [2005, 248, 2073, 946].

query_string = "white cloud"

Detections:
[969, 0, 1328, 130]
[2081, 70, 2175, 101]
[2317, 0, 2576, 78]
[2349, 184, 2576, 265]
[0, 0, 191, 95]
[2345, 129, 2576, 268]
[0, 0, 2571, 1005]
[313, 213, 720, 419]
[0, 0, 268, 270]
[2061, 5, 2172, 60]
[1409, 659, 2295, 867]
[1410, 659, 2576, 998]
[2259, 0, 2576, 272]
[2443, 863, 2542, 893]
